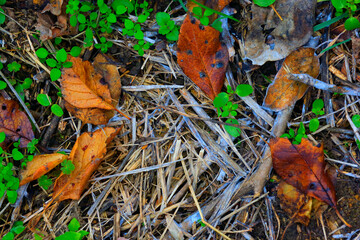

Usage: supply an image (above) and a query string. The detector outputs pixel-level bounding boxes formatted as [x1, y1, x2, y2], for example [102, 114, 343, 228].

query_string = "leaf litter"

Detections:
[1, 0, 360, 239]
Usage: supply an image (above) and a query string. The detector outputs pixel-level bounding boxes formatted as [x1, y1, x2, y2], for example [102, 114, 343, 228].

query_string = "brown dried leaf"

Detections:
[264, 48, 320, 111]
[0, 96, 34, 148]
[177, 14, 228, 100]
[241, 0, 316, 65]
[19, 153, 67, 186]
[61, 57, 115, 110]
[63, 55, 122, 125]
[53, 127, 119, 201]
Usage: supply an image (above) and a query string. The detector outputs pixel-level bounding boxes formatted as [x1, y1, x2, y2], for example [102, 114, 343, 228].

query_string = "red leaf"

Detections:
[270, 138, 336, 208]
[177, 14, 228, 100]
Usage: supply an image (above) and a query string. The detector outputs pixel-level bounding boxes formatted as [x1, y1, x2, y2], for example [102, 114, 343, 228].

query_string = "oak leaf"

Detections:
[19, 153, 67, 186]
[270, 137, 336, 208]
[177, 14, 229, 100]
[0, 96, 34, 148]
[53, 127, 119, 201]
[62, 55, 122, 125]
[264, 48, 320, 111]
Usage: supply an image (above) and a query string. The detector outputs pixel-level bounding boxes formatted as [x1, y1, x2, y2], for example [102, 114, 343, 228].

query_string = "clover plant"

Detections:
[156, 12, 179, 41]
[0, 0, 6, 25]
[55, 218, 89, 240]
[213, 84, 254, 137]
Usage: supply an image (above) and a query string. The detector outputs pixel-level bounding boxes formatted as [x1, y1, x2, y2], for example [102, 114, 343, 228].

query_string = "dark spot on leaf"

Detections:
[190, 17, 196, 24]
[199, 72, 206, 78]
[309, 183, 316, 190]
[205, 40, 208, 44]
[91, 155, 95, 159]
[16, 128, 21, 132]
[215, 51, 222, 59]
[211, 64, 215, 67]
[82, 145, 88, 151]
[99, 78, 107, 85]
[186, 50, 193, 55]
[288, 173, 293, 178]
[2, 104, 6, 110]
[199, 25, 204, 30]
[216, 62, 224, 69]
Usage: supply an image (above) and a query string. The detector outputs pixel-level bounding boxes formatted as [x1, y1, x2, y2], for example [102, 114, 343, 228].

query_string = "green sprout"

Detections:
[213, 84, 254, 137]
[156, 12, 179, 41]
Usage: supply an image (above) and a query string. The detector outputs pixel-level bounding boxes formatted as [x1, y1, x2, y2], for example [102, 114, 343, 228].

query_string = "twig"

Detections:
[288, 73, 360, 96]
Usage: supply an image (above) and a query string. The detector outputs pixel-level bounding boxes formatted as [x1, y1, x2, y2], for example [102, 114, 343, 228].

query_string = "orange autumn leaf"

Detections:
[53, 127, 120, 201]
[264, 48, 320, 111]
[63, 54, 122, 125]
[177, 14, 229, 100]
[61, 56, 114, 110]
[19, 153, 67, 186]
[64, 102, 115, 126]
[270, 138, 336, 208]
[0, 96, 34, 148]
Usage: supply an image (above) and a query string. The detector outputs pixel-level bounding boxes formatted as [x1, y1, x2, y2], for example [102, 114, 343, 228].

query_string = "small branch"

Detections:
[288, 73, 360, 96]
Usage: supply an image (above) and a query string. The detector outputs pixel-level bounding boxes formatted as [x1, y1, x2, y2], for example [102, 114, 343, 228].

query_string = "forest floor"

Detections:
[1, 0, 360, 239]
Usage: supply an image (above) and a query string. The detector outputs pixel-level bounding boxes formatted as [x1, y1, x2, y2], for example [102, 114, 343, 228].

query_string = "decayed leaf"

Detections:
[264, 48, 320, 111]
[277, 180, 323, 225]
[19, 153, 67, 186]
[270, 138, 336, 208]
[63, 55, 122, 125]
[240, 0, 316, 65]
[177, 15, 229, 99]
[0, 96, 34, 148]
[53, 127, 119, 201]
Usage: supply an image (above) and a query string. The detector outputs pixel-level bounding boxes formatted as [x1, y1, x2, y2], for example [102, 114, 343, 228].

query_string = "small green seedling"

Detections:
[193, 6, 213, 26]
[2, 221, 25, 240]
[55, 218, 89, 240]
[7, 62, 21, 72]
[38, 175, 53, 190]
[281, 122, 307, 145]
[61, 160, 75, 175]
[352, 114, 360, 128]
[213, 84, 254, 137]
[308, 99, 324, 133]
[0, 0, 6, 25]
[36, 48, 73, 81]
[0, 146, 20, 203]
[156, 12, 179, 41]
[331, 0, 360, 30]
[37, 94, 63, 117]
[95, 37, 113, 53]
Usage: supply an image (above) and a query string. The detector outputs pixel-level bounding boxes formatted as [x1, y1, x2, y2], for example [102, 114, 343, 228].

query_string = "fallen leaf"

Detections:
[0, 96, 34, 148]
[64, 102, 114, 126]
[264, 48, 320, 111]
[177, 14, 229, 99]
[19, 153, 67, 186]
[277, 180, 322, 225]
[53, 127, 120, 201]
[240, 0, 316, 65]
[270, 137, 336, 208]
[63, 55, 122, 125]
